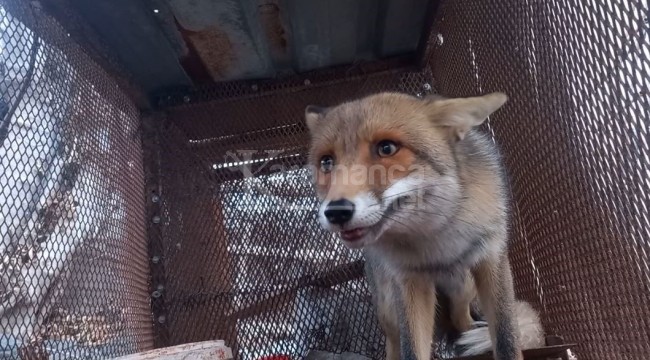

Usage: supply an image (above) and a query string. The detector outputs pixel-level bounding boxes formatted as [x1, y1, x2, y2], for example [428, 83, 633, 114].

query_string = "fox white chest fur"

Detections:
[305, 92, 543, 360]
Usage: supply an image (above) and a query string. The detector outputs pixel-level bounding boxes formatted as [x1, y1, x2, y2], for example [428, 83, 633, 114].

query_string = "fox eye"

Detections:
[376, 140, 400, 157]
[320, 155, 334, 173]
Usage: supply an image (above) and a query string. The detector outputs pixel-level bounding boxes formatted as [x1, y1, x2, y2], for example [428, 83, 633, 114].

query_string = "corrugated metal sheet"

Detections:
[41, 0, 433, 95]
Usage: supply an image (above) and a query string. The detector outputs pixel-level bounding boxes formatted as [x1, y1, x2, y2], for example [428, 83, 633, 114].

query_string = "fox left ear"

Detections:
[305, 105, 328, 134]
[425, 92, 508, 140]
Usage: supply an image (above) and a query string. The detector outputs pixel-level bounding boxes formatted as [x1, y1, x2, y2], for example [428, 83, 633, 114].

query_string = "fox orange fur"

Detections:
[305, 92, 544, 360]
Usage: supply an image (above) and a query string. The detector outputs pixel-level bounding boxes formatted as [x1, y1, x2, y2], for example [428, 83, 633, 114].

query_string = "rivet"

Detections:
[436, 33, 444, 46]
[152, 256, 160, 264]
[152, 216, 161, 224]
[151, 194, 160, 203]
[158, 315, 166, 323]
[304, 79, 311, 86]
[151, 290, 161, 298]
[423, 83, 432, 92]
[183, 95, 191, 103]
[251, 84, 259, 91]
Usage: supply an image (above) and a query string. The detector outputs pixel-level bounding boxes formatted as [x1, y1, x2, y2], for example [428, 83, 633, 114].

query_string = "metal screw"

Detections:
[436, 33, 444, 46]
[151, 290, 161, 298]
[151, 256, 160, 264]
[152, 216, 161, 224]
[157, 284, 165, 291]
[423, 83, 432, 92]
[304, 79, 311, 86]
[157, 315, 166, 324]
[151, 194, 160, 203]
[183, 95, 191, 103]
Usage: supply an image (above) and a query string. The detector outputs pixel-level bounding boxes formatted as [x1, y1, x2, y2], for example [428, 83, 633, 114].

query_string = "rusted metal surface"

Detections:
[258, 0, 290, 68]
[4, 0, 650, 359]
[427, 0, 650, 359]
[39, 0, 435, 96]
[169, 0, 270, 82]
[140, 113, 170, 348]
[151, 0, 649, 359]
[0, 1, 153, 358]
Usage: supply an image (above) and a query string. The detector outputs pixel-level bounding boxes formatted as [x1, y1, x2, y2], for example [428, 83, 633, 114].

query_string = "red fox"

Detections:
[305, 92, 544, 360]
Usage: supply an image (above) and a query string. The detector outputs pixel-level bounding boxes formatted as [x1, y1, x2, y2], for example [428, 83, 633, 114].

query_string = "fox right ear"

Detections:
[305, 105, 328, 133]
[425, 92, 508, 141]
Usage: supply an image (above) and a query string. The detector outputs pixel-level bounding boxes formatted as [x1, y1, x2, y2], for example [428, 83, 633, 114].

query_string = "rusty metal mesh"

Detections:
[1, 0, 649, 359]
[0, 1, 152, 359]
[151, 70, 435, 360]
[151, 1, 649, 360]
[426, 0, 650, 359]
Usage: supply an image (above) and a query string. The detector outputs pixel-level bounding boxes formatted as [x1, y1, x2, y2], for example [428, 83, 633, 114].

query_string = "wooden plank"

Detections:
[111, 340, 233, 360]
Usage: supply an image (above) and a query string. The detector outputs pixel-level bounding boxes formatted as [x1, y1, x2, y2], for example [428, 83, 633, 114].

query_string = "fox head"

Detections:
[305, 92, 507, 249]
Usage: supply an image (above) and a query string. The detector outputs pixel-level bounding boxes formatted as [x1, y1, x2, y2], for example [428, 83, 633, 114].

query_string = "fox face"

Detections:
[305, 92, 507, 249]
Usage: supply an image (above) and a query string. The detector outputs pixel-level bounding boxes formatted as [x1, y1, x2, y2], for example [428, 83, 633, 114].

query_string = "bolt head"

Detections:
[436, 33, 444, 46]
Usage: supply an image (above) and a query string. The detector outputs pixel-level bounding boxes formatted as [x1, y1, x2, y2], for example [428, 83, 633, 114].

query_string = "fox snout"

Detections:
[317, 192, 386, 247]
[323, 199, 355, 225]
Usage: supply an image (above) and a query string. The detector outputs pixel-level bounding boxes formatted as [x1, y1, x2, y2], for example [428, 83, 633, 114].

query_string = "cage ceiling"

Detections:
[41, 0, 435, 96]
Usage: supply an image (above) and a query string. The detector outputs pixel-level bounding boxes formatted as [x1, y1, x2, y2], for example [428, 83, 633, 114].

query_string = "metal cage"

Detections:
[0, 0, 648, 359]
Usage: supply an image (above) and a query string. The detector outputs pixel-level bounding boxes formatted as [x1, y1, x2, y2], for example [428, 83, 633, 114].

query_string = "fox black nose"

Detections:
[324, 199, 355, 225]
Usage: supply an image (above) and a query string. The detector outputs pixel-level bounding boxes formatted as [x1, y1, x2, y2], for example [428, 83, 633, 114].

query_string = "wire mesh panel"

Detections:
[152, 0, 649, 359]
[152, 69, 435, 359]
[0, 1, 152, 358]
[426, 0, 649, 359]
[2, 0, 646, 359]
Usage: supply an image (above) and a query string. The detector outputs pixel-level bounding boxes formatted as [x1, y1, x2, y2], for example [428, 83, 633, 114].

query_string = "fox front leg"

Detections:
[365, 258, 400, 360]
[472, 255, 523, 360]
[396, 272, 437, 360]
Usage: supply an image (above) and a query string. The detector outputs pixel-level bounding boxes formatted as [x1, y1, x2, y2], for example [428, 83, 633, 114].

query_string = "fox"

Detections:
[304, 92, 544, 360]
